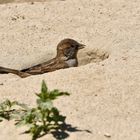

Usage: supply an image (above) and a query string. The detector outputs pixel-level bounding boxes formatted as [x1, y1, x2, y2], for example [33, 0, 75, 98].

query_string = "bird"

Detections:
[0, 38, 85, 78]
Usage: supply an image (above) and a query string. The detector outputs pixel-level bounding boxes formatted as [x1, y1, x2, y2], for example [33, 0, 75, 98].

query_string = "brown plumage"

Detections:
[0, 38, 85, 78]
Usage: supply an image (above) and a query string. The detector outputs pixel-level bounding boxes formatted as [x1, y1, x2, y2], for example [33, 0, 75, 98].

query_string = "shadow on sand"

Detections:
[37, 123, 92, 140]
[22, 122, 92, 140]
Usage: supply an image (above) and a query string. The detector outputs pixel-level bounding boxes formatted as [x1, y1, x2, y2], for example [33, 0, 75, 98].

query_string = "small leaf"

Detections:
[36, 80, 50, 101]
[51, 107, 59, 116]
[41, 80, 48, 94]
[32, 126, 43, 140]
[35, 93, 41, 98]
[47, 107, 66, 123]
[49, 90, 70, 100]
[5, 99, 12, 107]
[38, 99, 53, 110]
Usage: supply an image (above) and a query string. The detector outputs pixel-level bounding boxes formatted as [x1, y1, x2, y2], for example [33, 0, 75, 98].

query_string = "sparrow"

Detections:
[0, 38, 85, 78]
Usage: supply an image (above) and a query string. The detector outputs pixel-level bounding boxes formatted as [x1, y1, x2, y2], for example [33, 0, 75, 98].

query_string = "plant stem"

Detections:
[42, 111, 46, 126]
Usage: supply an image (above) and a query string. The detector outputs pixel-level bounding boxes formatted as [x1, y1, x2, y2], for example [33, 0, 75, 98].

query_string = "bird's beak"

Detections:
[78, 44, 85, 49]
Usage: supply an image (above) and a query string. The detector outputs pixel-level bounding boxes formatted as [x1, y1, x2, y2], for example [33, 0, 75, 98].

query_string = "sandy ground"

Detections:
[0, 0, 140, 140]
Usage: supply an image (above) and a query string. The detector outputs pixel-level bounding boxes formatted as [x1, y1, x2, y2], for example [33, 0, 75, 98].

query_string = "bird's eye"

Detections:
[71, 45, 75, 48]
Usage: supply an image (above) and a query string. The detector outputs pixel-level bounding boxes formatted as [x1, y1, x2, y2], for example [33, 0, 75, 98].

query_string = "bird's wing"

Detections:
[21, 58, 68, 75]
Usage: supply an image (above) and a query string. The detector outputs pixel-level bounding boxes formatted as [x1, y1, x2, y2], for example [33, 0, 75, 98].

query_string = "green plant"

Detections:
[0, 80, 70, 140]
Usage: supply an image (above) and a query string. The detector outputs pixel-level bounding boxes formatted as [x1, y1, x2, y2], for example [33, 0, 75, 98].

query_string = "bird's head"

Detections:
[56, 38, 85, 60]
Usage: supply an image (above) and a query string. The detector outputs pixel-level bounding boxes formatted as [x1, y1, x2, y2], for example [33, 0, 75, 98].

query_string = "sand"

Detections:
[0, 0, 140, 140]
